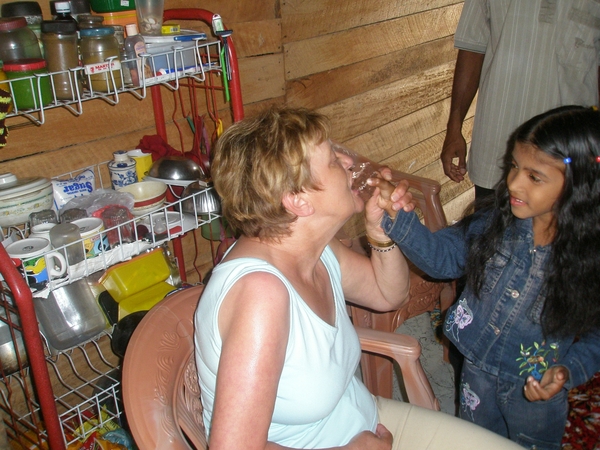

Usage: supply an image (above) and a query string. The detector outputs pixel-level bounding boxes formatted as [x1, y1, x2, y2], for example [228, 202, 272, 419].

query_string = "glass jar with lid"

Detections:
[0, 17, 42, 62]
[79, 26, 122, 93]
[3, 58, 52, 110]
[41, 20, 81, 101]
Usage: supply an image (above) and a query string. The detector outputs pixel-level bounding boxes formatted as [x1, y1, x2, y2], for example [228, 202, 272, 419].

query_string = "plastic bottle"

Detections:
[41, 20, 81, 100]
[124, 23, 147, 87]
[109, 24, 132, 85]
[53, 1, 77, 25]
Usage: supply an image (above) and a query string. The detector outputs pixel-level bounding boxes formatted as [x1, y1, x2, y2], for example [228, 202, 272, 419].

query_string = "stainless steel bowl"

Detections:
[180, 182, 221, 215]
[148, 157, 205, 181]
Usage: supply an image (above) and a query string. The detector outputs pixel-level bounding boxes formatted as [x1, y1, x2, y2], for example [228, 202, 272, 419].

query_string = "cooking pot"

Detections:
[179, 182, 220, 216]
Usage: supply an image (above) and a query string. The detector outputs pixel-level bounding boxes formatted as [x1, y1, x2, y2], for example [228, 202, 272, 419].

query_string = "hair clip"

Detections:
[592, 105, 598, 112]
[596, 156, 600, 163]
[563, 157, 572, 164]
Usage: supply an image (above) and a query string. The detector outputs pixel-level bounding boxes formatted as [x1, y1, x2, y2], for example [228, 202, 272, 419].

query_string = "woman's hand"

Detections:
[523, 365, 569, 401]
[344, 424, 393, 450]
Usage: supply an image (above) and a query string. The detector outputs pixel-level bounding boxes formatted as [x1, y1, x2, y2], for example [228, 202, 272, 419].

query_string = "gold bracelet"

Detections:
[366, 235, 395, 248]
[367, 242, 397, 253]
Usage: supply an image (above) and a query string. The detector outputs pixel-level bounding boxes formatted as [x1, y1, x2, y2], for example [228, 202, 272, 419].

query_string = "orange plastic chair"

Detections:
[335, 148, 457, 399]
[122, 284, 440, 449]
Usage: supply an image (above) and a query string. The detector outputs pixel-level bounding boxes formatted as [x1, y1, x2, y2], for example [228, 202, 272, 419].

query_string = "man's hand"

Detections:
[441, 130, 467, 182]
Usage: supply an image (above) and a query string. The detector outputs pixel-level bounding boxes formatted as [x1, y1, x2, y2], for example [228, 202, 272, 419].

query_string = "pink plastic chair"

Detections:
[122, 285, 439, 449]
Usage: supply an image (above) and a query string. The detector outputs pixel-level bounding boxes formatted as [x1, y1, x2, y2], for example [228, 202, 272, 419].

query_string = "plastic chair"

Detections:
[122, 284, 441, 450]
[339, 150, 457, 399]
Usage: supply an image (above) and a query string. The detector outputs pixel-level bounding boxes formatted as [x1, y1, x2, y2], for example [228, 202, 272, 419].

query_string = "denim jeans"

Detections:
[459, 360, 568, 450]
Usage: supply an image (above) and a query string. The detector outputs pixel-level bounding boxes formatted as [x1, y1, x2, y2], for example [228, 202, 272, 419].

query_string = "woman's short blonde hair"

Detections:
[211, 106, 330, 240]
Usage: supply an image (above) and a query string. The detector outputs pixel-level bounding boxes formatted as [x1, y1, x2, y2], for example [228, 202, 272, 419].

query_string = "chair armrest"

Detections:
[355, 325, 440, 411]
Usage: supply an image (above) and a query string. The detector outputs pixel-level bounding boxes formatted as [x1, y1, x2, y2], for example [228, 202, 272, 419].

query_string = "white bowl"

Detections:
[0, 174, 53, 227]
[117, 181, 167, 216]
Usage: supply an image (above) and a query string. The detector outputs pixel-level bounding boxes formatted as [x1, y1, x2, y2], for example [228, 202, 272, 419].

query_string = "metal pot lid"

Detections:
[0, 173, 51, 200]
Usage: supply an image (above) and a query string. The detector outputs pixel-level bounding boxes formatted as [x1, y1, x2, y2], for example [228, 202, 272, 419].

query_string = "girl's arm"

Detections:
[210, 271, 394, 450]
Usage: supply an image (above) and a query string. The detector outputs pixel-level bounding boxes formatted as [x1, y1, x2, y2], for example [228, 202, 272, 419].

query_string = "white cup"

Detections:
[5, 237, 67, 286]
[72, 217, 108, 259]
[30, 222, 57, 241]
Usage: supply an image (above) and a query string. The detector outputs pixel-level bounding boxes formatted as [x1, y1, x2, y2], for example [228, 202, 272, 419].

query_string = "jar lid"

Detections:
[3, 58, 46, 71]
[1, 1, 43, 18]
[41, 19, 78, 34]
[125, 23, 138, 36]
[79, 26, 114, 37]
[0, 17, 27, 31]
[113, 150, 130, 161]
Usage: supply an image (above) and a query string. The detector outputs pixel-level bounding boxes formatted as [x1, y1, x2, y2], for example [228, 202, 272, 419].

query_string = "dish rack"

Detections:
[0, 9, 243, 449]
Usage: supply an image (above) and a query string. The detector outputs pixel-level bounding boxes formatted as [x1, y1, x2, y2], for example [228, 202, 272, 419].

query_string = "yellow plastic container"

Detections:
[99, 248, 171, 301]
[117, 281, 175, 320]
[100, 10, 138, 34]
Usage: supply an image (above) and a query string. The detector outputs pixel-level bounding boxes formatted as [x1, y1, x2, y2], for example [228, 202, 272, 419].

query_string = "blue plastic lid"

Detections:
[79, 26, 114, 36]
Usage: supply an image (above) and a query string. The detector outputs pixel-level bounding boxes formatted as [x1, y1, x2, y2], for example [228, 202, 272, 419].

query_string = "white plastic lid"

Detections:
[125, 23, 139, 36]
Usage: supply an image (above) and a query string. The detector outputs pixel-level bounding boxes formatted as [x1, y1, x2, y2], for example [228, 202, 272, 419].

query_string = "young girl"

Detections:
[377, 105, 600, 449]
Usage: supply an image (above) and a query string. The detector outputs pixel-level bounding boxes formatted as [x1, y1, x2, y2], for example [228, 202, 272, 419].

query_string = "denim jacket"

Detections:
[381, 210, 600, 388]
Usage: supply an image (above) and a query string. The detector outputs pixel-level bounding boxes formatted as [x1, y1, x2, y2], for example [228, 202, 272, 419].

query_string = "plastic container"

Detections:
[124, 23, 147, 86]
[99, 248, 171, 301]
[41, 20, 81, 100]
[0, 17, 43, 62]
[3, 58, 52, 110]
[100, 10, 137, 31]
[0, 1, 43, 25]
[144, 30, 206, 74]
[90, 0, 135, 13]
[79, 26, 122, 92]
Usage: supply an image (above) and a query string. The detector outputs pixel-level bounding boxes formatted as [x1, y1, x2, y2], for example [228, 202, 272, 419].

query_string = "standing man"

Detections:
[441, 0, 600, 202]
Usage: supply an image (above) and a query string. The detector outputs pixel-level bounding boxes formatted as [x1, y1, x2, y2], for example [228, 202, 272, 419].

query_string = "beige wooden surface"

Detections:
[0, 0, 474, 282]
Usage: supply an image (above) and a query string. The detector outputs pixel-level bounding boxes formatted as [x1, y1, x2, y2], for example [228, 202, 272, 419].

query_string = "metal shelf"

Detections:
[4, 39, 222, 126]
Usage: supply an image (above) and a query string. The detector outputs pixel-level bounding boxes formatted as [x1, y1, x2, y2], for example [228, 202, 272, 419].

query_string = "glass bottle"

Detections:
[3, 58, 52, 110]
[41, 20, 81, 100]
[109, 24, 132, 85]
[124, 23, 148, 87]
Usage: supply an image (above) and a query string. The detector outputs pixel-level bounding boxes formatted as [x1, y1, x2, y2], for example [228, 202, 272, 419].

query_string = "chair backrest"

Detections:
[122, 285, 206, 450]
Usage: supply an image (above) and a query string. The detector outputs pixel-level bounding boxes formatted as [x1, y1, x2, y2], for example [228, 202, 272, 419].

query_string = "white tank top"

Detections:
[194, 245, 378, 448]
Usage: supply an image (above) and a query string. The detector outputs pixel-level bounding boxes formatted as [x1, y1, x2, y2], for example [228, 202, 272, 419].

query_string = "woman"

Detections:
[193, 106, 521, 450]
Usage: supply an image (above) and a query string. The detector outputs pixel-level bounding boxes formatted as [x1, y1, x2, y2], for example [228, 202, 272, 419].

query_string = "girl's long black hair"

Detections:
[464, 105, 600, 338]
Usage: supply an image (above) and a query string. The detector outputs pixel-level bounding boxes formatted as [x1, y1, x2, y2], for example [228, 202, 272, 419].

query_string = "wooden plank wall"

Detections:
[0, 0, 475, 282]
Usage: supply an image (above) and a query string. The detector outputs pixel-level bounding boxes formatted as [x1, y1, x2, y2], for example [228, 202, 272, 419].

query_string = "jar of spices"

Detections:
[3, 58, 52, 110]
[41, 20, 81, 101]
[79, 27, 122, 93]
[0, 17, 42, 63]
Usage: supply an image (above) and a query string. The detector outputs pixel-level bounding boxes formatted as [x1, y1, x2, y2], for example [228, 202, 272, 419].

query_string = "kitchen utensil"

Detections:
[127, 149, 153, 181]
[49, 222, 85, 265]
[5, 237, 67, 286]
[72, 217, 107, 258]
[180, 182, 220, 215]
[34, 278, 108, 351]
[147, 156, 204, 181]
[0, 173, 53, 227]
[29, 222, 57, 241]
[29, 209, 57, 228]
[116, 180, 167, 216]
[100, 205, 134, 248]
[134, 0, 163, 35]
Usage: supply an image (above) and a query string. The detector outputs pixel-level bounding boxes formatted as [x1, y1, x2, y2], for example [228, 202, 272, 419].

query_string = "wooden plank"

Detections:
[239, 54, 285, 105]
[233, 20, 282, 58]
[442, 187, 474, 225]
[281, 0, 462, 42]
[286, 36, 456, 110]
[320, 61, 455, 143]
[284, 4, 461, 80]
